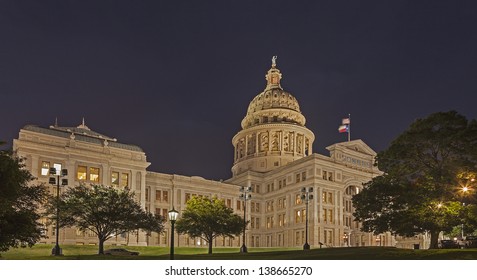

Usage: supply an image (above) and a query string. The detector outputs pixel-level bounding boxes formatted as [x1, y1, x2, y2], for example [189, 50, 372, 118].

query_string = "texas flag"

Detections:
[338, 124, 349, 133]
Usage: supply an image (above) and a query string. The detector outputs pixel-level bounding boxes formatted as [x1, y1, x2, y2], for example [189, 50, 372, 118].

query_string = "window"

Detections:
[295, 194, 302, 205]
[323, 209, 333, 223]
[40, 161, 62, 176]
[89, 167, 100, 182]
[324, 229, 333, 244]
[322, 191, 334, 204]
[251, 217, 260, 229]
[111, 172, 119, 187]
[77, 166, 87, 180]
[295, 209, 306, 223]
[301, 171, 306, 181]
[41, 161, 50, 176]
[226, 199, 232, 208]
[121, 173, 129, 188]
[163, 191, 169, 202]
[323, 170, 334, 181]
[296, 173, 301, 183]
[155, 190, 162, 201]
[266, 216, 274, 229]
[278, 197, 286, 209]
[266, 200, 274, 212]
[278, 213, 285, 227]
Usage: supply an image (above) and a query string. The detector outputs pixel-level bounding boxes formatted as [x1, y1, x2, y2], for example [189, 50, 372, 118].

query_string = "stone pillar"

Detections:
[255, 133, 259, 156]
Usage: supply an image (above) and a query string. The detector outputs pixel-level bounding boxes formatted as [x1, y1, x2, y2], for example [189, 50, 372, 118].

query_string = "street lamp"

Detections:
[168, 208, 179, 260]
[239, 185, 252, 253]
[49, 167, 68, 256]
[343, 233, 349, 247]
[301, 187, 313, 250]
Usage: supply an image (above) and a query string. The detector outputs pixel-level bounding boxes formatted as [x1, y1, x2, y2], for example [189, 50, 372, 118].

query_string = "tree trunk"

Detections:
[207, 235, 213, 254]
[208, 240, 213, 254]
[429, 230, 439, 249]
[98, 238, 105, 254]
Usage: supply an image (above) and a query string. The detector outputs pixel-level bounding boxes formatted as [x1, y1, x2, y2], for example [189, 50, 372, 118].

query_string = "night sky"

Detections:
[1, 1, 477, 181]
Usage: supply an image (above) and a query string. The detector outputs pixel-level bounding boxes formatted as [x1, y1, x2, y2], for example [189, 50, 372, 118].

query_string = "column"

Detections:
[137, 171, 148, 246]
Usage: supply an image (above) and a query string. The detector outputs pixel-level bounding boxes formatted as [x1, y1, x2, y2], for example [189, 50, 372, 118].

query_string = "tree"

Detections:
[175, 196, 244, 254]
[0, 142, 48, 252]
[353, 111, 477, 249]
[57, 184, 165, 254]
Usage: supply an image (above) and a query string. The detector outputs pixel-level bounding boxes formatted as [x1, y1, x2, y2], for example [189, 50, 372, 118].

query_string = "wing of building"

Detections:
[13, 60, 423, 249]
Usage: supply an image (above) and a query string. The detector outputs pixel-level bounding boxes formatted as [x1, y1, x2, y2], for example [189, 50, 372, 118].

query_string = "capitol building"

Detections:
[13, 59, 409, 249]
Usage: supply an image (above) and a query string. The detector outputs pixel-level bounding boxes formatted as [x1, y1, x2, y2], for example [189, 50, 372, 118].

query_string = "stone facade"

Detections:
[12, 60, 396, 249]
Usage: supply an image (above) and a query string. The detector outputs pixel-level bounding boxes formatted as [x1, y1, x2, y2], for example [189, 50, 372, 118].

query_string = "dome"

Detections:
[231, 57, 315, 176]
[241, 60, 306, 129]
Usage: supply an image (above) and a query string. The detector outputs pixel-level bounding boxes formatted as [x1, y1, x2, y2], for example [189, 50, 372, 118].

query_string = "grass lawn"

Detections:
[1, 244, 477, 260]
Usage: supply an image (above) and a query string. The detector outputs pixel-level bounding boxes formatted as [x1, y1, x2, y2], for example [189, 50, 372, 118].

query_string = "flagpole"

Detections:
[348, 113, 351, 142]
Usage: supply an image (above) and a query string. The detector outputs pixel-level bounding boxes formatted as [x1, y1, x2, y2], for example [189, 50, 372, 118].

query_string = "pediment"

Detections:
[326, 139, 377, 157]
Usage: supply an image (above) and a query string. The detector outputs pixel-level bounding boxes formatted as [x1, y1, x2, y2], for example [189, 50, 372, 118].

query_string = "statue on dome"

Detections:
[272, 55, 277, 66]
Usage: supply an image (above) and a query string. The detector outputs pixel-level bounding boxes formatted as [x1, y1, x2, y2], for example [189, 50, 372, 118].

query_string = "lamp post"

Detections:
[301, 187, 313, 250]
[168, 208, 179, 260]
[49, 167, 68, 256]
[461, 186, 469, 240]
[239, 185, 252, 253]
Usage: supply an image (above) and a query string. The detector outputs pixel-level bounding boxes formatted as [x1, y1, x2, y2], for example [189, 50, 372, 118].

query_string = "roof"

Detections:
[22, 124, 144, 152]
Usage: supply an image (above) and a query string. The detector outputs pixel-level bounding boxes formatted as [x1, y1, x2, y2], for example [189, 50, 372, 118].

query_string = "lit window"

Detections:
[53, 163, 62, 175]
[156, 190, 161, 201]
[89, 167, 100, 182]
[295, 194, 302, 205]
[111, 172, 119, 187]
[41, 161, 50, 176]
[77, 166, 87, 180]
[121, 173, 129, 188]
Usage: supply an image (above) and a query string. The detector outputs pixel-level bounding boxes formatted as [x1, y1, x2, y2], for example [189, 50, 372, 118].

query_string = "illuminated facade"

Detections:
[13, 60, 402, 249]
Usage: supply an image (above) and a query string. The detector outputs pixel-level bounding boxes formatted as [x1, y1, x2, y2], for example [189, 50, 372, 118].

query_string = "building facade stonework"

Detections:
[13, 61, 400, 249]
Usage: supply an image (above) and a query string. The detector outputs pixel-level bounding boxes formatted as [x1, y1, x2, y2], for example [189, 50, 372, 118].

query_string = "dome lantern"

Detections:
[265, 55, 282, 90]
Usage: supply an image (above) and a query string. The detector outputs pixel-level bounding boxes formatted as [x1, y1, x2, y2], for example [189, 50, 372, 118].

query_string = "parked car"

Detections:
[459, 236, 477, 248]
[437, 239, 458, 249]
[104, 248, 139, 256]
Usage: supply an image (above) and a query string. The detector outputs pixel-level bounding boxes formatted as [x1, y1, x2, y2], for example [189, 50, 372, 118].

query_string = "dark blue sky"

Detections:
[1, 0, 477, 180]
